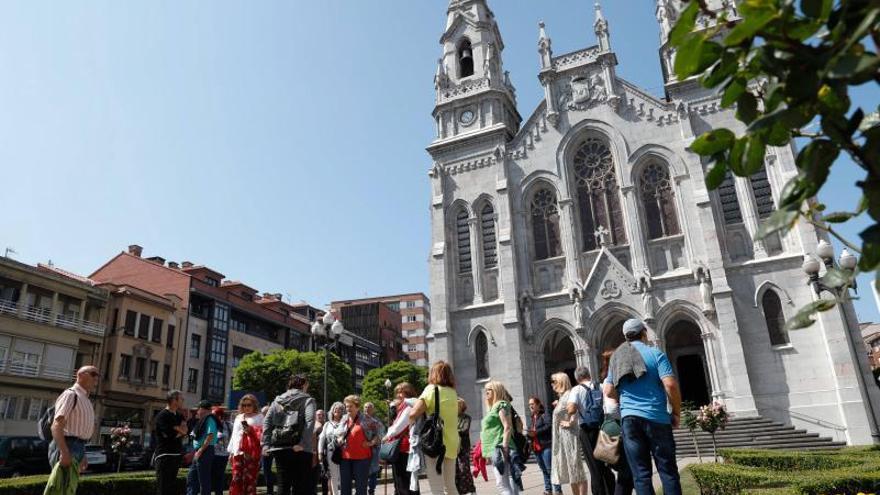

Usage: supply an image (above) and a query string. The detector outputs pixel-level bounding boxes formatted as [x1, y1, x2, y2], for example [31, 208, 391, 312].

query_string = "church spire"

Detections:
[538, 21, 553, 70]
[594, 0, 610, 52]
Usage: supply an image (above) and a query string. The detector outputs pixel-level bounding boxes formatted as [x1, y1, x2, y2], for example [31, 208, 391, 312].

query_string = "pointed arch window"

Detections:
[480, 203, 497, 269]
[750, 168, 775, 219]
[475, 331, 489, 379]
[530, 188, 562, 261]
[762, 290, 789, 346]
[640, 162, 680, 239]
[458, 39, 474, 78]
[717, 172, 743, 225]
[573, 138, 627, 250]
[455, 208, 472, 275]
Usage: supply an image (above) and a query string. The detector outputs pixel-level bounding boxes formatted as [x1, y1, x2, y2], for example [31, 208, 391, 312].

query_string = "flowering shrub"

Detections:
[696, 401, 729, 434]
[110, 425, 132, 472]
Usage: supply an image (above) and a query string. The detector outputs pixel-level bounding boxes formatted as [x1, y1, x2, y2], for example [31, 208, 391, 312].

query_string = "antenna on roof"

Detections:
[3, 247, 16, 258]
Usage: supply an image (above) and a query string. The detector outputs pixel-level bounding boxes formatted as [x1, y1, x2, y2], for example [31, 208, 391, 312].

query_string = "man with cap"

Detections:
[187, 400, 218, 495]
[603, 318, 682, 495]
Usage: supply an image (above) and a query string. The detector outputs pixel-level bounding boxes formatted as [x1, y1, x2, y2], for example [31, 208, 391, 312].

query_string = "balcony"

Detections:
[0, 359, 75, 382]
[0, 298, 106, 337]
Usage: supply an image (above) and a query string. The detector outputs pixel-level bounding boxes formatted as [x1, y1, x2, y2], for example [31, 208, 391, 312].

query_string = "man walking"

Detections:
[187, 401, 218, 495]
[568, 366, 616, 495]
[263, 374, 317, 495]
[44, 365, 99, 495]
[154, 390, 187, 495]
[604, 319, 682, 495]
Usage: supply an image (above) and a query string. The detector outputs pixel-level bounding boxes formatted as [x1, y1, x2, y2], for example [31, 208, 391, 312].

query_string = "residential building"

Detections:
[331, 301, 404, 365]
[90, 245, 311, 408]
[862, 323, 880, 370]
[331, 293, 430, 366]
[427, 0, 880, 444]
[0, 257, 108, 437]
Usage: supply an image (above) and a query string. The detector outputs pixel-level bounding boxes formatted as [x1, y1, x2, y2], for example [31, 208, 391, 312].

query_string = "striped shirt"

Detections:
[53, 383, 95, 440]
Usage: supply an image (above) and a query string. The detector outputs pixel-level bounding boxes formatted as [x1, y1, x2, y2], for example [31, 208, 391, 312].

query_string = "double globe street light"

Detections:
[311, 311, 345, 411]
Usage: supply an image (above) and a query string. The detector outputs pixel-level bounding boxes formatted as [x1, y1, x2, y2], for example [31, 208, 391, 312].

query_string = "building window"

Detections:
[762, 290, 789, 346]
[640, 162, 680, 239]
[475, 332, 489, 380]
[750, 168, 775, 219]
[19, 397, 47, 421]
[134, 357, 146, 381]
[167, 325, 175, 349]
[187, 368, 199, 393]
[406, 315, 417, 323]
[530, 188, 562, 260]
[455, 208, 472, 274]
[124, 310, 137, 336]
[717, 172, 743, 225]
[137, 314, 151, 340]
[162, 364, 171, 387]
[480, 203, 498, 269]
[0, 395, 18, 420]
[148, 360, 159, 383]
[205, 277, 220, 287]
[110, 308, 119, 334]
[190, 334, 201, 358]
[151, 318, 163, 343]
[573, 138, 627, 250]
[11, 350, 41, 377]
[119, 354, 132, 379]
[458, 39, 474, 78]
[405, 301, 415, 309]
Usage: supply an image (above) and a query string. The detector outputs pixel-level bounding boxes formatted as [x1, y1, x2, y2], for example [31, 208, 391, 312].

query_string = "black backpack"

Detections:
[38, 388, 76, 441]
[270, 395, 310, 448]
[509, 405, 531, 462]
[419, 385, 446, 472]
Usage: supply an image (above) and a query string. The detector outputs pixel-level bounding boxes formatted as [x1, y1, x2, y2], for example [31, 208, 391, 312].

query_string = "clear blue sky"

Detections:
[1, 1, 877, 322]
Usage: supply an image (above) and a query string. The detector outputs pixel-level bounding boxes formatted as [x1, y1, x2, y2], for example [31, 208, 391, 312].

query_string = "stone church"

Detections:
[426, 0, 880, 444]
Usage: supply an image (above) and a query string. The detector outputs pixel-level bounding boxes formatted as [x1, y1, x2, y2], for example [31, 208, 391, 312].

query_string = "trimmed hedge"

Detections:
[0, 471, 176, 495]
[688, 447, 880, 495]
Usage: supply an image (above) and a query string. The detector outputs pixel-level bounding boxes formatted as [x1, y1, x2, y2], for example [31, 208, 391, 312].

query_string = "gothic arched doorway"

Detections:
[543, 330, 577, 405]
[597, 317, 627, 381]
[666, 319, 711, 407]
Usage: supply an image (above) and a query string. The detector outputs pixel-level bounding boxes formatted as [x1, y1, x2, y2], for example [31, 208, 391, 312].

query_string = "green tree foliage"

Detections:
[232, 348, 353, 409]
[671, 0, 879, 329]
[360, 361, 428, 420]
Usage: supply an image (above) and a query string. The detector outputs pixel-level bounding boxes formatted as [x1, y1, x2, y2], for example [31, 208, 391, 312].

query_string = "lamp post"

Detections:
[383, 377, 392, 495]
[802, 240, 880, 442]
[311, 311, 345, 411]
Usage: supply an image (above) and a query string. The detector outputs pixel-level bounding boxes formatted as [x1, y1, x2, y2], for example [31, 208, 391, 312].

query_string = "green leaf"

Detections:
[756, 207, 799, 239]
[818, 84, 848, 113]
[705, 162, 729, 190]
[779, 175, 811, 209]
[721, 78, 747, 108]
[829, 54, 880, 83]
[736, 92, 759, 124]
[822, 211, 859, 223]
[785, 299, 837, 331]
[796, 139, 838, 190]
[821, 268, 855, 290]
[675, 35, 723, 80]
[669, 1, 700, 47]
[691, 129, 736, 155]
[728, 137, 748, 175]
[800, 0, 823, 19]
[725, 8, 777, 46]
[702, 53, 739, 88]
[744, 135, 767, 175]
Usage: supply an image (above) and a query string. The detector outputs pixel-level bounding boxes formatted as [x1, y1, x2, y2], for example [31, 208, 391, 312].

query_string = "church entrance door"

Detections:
[543, 330, 577, 405]
[666, 319, 711, 407]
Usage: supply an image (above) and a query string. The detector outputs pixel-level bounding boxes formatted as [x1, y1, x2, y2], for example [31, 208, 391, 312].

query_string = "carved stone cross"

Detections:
[594, 226, 611, 248]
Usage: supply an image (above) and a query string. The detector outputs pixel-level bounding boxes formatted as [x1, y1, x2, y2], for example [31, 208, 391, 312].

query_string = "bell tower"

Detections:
[431, 0, 520, 145]
[657, 0, 739, 87]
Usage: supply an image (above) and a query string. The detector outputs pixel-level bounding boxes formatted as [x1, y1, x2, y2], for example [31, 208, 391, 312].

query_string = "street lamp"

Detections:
[802, 240, 859, 295]
[311, 311, 345, 411]
[383, 377, 393, 495]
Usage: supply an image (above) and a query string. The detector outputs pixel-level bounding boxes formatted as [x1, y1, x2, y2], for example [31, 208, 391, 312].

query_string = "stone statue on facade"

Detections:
[519, 291, 534, 342]
[637, 267, 656, 323]
[694, 263, 716, 316]
[570, 288, 585, 330]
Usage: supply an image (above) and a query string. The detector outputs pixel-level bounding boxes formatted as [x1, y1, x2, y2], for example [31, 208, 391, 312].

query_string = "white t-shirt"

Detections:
[566, 382, 598, 425]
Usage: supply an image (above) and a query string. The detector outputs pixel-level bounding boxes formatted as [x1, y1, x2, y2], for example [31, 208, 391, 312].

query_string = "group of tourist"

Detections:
[41, 317, 682, 495]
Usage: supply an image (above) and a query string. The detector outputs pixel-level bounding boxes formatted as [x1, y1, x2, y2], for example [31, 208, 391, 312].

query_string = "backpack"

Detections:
[578, 382, 605, 428]
[38, 388, 77, 441]
[508, 405, 531, 462]
[270, 395, 310, 448]
[419, 385, 446, 471]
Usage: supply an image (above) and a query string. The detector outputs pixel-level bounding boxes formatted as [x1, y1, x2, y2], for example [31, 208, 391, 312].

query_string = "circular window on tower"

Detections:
[459, 108, 476, 127]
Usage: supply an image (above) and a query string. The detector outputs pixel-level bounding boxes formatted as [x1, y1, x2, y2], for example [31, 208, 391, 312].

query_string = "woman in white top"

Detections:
[319, 402, 346, 495]
[228, 394, 264, 495]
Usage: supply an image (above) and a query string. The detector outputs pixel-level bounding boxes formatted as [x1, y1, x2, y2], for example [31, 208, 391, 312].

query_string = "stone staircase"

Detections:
[673, 415, 847, 457]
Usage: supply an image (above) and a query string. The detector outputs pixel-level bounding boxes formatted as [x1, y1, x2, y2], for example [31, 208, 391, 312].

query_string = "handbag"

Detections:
[379, 437, 401, 463]
[593, 418, 621, 465]
[419, 385, 446, 474]
[331, 417, 355, 465]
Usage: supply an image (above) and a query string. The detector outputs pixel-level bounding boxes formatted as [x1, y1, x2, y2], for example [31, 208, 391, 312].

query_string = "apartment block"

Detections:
[0, 257, 108, 437]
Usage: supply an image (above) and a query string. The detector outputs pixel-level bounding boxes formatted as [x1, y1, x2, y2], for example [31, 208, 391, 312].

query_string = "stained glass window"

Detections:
[530, 188, 562, 260]
[573, 138, 627, 250]
[640, 162, 680, 239]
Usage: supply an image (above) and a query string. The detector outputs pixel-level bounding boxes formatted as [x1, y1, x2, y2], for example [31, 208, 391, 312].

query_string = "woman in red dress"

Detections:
[228, 394, 264, 495]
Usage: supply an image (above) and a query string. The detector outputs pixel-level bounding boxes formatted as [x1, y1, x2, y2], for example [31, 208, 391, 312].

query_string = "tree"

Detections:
[232, 348, 353, 409]
[671, 0, 879, 329]
[360, 361, 429, 420]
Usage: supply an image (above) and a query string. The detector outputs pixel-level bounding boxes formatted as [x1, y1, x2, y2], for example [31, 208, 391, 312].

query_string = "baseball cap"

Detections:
[622, 318, 646, 337]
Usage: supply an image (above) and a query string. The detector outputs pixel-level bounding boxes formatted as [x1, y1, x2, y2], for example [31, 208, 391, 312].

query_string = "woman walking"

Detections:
[228, 395, 264, 495]
[410, 360, 460, 495]
[455, 399, 476, 495]
[211, 407, 232, 495]
[480, 381, 518, 495]
[320, 402, 346, 495]
[550, 372, 590, 495]
[335, 395, 378, 495]
[383, 383, 420, 495]
[528, 397, 561, 495]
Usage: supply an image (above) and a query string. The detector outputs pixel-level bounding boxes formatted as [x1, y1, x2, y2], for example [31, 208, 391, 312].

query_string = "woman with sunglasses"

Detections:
[228, 394, 264, 495]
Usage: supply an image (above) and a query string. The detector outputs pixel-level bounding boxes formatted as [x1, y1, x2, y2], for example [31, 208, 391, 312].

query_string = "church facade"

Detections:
[426, 0, 880, 445]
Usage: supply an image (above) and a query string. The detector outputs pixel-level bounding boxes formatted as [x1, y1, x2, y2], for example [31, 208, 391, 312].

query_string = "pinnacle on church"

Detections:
[538, 21, 548, 42]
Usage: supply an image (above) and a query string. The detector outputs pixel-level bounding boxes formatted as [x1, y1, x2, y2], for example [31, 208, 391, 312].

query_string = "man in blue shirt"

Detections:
[603, 319, 682, 495]
[187, 401, 218, 495]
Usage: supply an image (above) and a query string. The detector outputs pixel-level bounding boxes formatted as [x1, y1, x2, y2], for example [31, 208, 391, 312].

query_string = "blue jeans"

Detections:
[339, 458, 371, 495]
[263, 453, 276, 495]
[186, 448, 215, 495]
[621, 416, 681, 495]
[534, 448, 562, 494]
